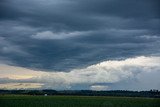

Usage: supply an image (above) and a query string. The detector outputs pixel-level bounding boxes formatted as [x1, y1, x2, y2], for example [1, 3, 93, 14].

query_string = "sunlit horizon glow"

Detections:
[0, 83, 43, 90]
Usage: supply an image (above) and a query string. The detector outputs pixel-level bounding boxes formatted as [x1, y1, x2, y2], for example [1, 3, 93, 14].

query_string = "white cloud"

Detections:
[31, 31, 91, 40]
[0, 56, 160, 90]
[90, 85, 109, 91]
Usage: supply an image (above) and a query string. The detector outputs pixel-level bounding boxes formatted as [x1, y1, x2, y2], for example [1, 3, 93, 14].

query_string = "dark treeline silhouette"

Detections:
[0, 89, 159, 98]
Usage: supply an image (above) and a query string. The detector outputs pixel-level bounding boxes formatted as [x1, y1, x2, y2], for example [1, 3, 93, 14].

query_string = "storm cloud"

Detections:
[0, 0, 160, 90]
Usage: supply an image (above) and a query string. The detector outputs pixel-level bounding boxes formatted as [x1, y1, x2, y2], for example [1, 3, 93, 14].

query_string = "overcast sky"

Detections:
[0, 0, 160, 90]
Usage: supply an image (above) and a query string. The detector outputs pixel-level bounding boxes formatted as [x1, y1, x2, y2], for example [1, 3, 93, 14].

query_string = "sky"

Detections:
[0, 0, 160, 90]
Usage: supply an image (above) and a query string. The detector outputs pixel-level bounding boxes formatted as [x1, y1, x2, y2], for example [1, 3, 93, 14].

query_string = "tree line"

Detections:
[0, 89, 159, 98]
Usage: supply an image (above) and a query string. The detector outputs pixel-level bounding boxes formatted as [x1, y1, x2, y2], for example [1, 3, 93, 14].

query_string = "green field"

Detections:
[0, 95, 160, 107]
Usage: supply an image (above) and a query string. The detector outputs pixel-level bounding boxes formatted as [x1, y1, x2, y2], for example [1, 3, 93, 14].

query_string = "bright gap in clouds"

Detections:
[0, 56, 160, 90]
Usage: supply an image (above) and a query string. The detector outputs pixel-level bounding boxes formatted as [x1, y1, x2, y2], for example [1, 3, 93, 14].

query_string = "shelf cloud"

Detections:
[0, 56, 160, 90]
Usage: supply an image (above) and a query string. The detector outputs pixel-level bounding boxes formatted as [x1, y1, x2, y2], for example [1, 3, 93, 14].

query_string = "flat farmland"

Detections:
[0, 95, 160, 107]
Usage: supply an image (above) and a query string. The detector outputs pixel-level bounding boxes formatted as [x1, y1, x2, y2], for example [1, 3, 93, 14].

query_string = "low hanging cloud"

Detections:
[0, 56, 160, 90]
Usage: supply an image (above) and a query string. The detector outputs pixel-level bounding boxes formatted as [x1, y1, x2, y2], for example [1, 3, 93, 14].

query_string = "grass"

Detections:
[0, 95, 160, 107]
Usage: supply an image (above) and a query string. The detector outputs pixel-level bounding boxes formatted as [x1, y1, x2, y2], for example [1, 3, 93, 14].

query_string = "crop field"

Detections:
[0, 95, 160, 107]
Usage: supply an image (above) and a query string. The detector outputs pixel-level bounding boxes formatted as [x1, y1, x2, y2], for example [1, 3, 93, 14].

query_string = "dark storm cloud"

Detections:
[74, 0, 160, 18]
[1, 0, 159, 31]
[0, 0, 160, 71]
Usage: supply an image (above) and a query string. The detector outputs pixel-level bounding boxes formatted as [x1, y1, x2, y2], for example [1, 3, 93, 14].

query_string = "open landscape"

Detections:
[0, 0, 160, 107]
[0, 95, 160, 107]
